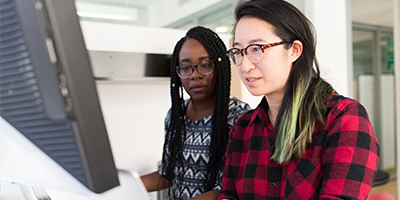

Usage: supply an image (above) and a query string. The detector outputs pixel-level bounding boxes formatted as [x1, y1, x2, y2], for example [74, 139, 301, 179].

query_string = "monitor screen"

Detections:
[0, 0, 119, 194]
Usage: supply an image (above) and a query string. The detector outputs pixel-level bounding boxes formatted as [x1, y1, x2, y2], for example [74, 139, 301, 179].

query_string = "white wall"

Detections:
[305, 0, 353, 97]
[95, 80, 170, 172]
[80, 21, 186, 54]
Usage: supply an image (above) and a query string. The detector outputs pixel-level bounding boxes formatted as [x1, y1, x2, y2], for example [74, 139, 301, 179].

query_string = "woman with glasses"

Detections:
[219, 0, 379, 199]
[141, 26, 250, 200]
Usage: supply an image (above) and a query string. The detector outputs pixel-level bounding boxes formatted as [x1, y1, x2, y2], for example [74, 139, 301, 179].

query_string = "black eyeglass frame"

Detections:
[175, 59, 215, 79]
[226, 41, 290, 65]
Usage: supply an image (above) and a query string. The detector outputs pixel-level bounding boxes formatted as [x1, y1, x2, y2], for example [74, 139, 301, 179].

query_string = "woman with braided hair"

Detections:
[141, 26, 250, 200]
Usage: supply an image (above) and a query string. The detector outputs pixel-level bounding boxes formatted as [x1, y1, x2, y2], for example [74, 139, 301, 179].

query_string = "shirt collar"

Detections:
[251, 96, 271, 128]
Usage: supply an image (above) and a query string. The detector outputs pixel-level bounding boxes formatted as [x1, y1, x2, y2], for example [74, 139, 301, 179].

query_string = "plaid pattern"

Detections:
[218, 95, 380, 200]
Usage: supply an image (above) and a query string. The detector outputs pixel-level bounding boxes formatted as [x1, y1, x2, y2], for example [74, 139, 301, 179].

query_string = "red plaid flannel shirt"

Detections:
[218, 95, 380, 200]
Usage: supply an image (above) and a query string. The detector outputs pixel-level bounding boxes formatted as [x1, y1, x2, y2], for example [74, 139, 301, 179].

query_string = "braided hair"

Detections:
[160, 26, 231, 195]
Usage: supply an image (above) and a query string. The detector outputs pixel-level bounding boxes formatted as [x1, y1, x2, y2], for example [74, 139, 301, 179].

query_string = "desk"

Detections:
[1, 170, 153, 200]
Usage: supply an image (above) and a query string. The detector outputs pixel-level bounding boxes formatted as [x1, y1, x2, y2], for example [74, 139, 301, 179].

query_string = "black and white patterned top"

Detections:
[159, 97, 251, 200]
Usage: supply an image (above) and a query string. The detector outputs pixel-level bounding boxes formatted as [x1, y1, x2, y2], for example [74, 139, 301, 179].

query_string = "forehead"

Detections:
[234, 17, 279, 46]
[179, 38, 211, 62]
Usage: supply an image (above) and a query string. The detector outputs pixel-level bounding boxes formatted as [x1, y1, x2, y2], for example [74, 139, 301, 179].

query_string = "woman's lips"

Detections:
[191, 85, 206, 92]
[246, 77, 261, 86]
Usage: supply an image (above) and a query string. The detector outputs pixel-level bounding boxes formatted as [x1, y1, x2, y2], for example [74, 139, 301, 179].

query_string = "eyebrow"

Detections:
[180, 56, 212, 63]
[232, 38, 267, 48]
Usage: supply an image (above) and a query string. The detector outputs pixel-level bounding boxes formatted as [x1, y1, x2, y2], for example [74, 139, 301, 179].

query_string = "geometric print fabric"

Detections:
[160, 97, 251, 199]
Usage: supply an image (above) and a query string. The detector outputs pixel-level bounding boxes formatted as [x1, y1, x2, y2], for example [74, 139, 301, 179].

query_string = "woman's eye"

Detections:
[200, 62, 211, 68]
[232, 50, 241, 55]
[180, 66, 190, 71]
[251, 47, 262, 52]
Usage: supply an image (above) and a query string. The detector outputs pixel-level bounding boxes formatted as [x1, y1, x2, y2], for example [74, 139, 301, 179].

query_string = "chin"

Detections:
[245, 87, 264, 97]
[248, 91, 265, 97]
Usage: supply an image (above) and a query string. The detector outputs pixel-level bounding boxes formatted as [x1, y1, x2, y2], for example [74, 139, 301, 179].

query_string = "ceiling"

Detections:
[74, 0, 395, 33]
[351, 0, 394, 28]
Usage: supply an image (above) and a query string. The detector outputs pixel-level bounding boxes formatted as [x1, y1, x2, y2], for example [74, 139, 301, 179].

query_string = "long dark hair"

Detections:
[160, 26, 231, 194]
[234, 0, 335, 163]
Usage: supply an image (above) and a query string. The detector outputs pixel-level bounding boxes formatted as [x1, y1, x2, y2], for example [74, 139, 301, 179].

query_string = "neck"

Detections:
[186, 97, 215, 121]
[265, 94, 284, 126]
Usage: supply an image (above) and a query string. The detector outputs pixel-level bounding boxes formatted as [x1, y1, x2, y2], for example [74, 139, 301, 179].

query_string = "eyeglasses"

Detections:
[176, 60, 215, 79]
[226, 41, 288, 65]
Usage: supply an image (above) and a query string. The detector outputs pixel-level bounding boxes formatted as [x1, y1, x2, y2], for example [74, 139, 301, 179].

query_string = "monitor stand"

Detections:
[19, 184, 51, 200]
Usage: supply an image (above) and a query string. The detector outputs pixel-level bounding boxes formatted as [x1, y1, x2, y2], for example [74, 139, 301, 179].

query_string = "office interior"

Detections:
[0, 0, 399, 199]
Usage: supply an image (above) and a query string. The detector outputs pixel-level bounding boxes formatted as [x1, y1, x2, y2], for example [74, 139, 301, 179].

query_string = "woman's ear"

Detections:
[290, 40, 303, 62]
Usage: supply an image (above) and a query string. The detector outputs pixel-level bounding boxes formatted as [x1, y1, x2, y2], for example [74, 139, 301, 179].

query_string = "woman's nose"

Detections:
[190, 67, 202, 80]
[238, 55, 256, 73]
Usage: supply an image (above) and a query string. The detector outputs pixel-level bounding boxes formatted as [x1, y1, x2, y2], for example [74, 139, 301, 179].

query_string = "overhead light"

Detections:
[75, 2, 138, 21]
[215, 26, 229, 33]
[76, 12, 136, 21]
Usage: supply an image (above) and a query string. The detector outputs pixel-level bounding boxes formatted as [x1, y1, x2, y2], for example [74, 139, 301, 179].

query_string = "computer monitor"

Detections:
[0, 0, 121, 197]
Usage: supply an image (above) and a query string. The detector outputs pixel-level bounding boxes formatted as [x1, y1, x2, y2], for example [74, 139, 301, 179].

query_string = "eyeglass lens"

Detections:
[228, 45, 264, 65]
[176, 60, 214, 78]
